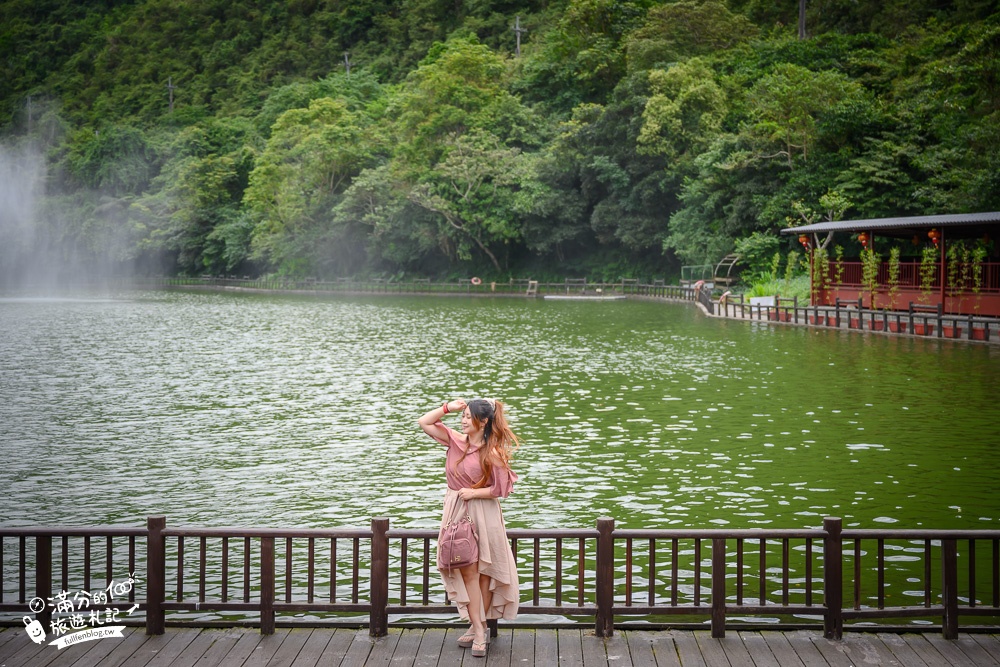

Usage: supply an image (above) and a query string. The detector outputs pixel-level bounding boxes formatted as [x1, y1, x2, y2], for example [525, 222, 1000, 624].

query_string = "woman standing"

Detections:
[418, 398, 520, 658]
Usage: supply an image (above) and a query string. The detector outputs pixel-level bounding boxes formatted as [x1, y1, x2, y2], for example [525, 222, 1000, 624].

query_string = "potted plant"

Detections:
[970, 241, 988, 340]
[886, 247, 905, 332]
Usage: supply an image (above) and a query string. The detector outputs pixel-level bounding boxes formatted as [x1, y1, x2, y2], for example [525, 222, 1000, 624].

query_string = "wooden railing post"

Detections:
[260, 537, 275, 635]
[146, 516, 165, 635]
[370, 518, 389, 637]
[35, 536, 52, 632]
[823, 517, 843, 639]
[711, 538, 726, 638]
[595, 517, 614, 637]
[942, 539, 959, 639]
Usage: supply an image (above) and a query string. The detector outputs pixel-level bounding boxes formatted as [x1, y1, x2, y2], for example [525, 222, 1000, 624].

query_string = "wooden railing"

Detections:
[144, 275, 697, 302]
[3, 518, 999, 640]
[719, 294, 998, 341]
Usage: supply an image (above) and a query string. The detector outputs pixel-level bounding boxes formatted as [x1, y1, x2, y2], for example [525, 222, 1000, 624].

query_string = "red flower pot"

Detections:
[913, 323, 934, 336]
[971, 327, 987, 341]
[943, 326, 962, 339]
[868, 320, 885, 331]
[888, 321, 907, 333]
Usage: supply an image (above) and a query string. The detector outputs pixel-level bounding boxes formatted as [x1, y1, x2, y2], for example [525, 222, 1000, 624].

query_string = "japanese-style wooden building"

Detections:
[781, 212, 1000, 318]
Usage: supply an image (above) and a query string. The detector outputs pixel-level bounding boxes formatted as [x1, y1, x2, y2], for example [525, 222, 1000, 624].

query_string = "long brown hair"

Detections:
[459, 398, 521, 489]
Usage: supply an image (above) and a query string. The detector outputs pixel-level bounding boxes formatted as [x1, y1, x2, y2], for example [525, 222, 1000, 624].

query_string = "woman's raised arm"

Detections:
[418, 398, 466, 442]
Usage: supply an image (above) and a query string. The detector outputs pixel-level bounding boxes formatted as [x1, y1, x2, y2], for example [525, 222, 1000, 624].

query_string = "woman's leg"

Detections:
[459, 564, 486, 640]
[479, 574, 493, 622]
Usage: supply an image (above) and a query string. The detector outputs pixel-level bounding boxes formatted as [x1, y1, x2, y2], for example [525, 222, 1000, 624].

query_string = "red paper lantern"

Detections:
[798, 234, 810, 250]
[928, 228, 940, 248]
[857, 232, 870, 249]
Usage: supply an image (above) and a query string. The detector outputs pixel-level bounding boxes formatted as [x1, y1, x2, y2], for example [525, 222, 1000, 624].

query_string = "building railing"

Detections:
[3, 517, 998, 640]
[718, 294, 999, 342]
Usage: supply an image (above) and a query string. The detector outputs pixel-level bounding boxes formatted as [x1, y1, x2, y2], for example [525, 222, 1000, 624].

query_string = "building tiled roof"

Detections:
[781, 212, 1000, 237]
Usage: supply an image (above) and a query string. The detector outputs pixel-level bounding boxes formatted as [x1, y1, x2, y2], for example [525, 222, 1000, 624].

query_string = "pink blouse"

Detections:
[428, 422, 517, 498]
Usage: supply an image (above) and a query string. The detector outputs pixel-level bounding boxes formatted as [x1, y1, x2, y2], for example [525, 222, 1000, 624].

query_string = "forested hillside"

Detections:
[2, 0, 998, 282]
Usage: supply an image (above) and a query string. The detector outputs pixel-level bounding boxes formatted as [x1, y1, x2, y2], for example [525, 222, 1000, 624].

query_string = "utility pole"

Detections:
[166, 77, 177, 113]
[798, 0, 807, 40]
[512, 16, 527, 57]
[343, 52, 354, 77]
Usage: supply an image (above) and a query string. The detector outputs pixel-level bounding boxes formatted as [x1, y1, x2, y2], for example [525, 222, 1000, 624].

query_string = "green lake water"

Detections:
[2, 289, 998, 533]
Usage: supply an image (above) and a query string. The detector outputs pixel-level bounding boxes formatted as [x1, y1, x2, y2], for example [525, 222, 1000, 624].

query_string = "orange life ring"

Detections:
[471, 277, 482, 286]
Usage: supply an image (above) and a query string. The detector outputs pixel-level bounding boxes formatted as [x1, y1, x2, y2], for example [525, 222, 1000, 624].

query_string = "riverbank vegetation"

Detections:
[2, 0, 998, 284]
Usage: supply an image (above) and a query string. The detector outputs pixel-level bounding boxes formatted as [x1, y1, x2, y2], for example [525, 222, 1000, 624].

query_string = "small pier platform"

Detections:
[2, 626, 999, 667]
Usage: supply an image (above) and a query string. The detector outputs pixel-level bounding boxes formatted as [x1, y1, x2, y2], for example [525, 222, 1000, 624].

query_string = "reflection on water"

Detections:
[1, 290, 998, 536]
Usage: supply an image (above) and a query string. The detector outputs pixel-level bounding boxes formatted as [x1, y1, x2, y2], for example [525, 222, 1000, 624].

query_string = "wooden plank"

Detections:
[887, 634, 950, 667]
[339, 629, 377, 667]
[190, 629, 259, 667]
[0, 628, 26, 651]
[783, 630, 834, 667]
[931, 633, 1000, 666]
[751, 632, 804, 667]
[971, 634, 1000, 663]
[876, 632, 932, 667]
[0, 629, 50, 667]
[161, 627, 219, 667]
[485, 627, 513, 667]
[509, 627, 534, 666]
[733, 632, 780, 667]
[412, 628, 446, 667]
[120, 627, 203, 667]
[557, 628, 584, 667]
[388, 628, 423, 666]
[534, 628, 558, 667]
[289, 629, 333, 667]
[66, 625, 150, 667]
[839, 634, 892, 666]
[622, 630, 658, 667]
[263, 627, 313, 667]
[581, 630, 608, 667]
[436, 627, 469, 665]
[803, 633, 854, 667]
[692, 631, 729, 666]
[669, 630, 706, 667]
[717, 633, 755, 667]
[37, 626, 125, 667]
[224, 628, 291, 667]
[924, 632, 990, 667]
[319, 627, 359, 665]
[214, 628, 271, 667]
[359, 628, 403, 667]
[602, 632, 633, 667]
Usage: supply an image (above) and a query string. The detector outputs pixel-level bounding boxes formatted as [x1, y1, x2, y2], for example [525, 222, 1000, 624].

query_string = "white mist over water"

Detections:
[0, 142, 48, 289]
[0, 140, 157, 292]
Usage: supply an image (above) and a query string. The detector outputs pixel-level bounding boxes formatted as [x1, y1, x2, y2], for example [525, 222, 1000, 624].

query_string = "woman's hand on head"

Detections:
[447, 399, 467, 414]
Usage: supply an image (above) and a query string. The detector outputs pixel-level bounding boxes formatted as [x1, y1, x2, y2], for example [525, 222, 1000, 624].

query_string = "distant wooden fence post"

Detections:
[260, 537, 275, 635]
[595, 517, 615, 637]
[370, 518, 390, 637]
[146, 516, 166, 635]
[711, 538, 726, 638]
[35, 536, 52, 632]
[823, 517, 843, 639]
[942, 539, 959, 639]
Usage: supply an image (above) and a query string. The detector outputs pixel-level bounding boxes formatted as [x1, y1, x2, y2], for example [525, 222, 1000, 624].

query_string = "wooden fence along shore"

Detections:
[144, 275, 1000, 343]
[2, 517, 999, 642]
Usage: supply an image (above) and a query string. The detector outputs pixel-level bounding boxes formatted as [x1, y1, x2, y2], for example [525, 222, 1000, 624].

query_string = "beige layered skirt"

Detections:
[438, 489, 519, 620]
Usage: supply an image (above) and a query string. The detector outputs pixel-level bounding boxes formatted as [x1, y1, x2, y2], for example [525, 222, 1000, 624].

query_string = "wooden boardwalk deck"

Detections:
[2, 626, 999, 667]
